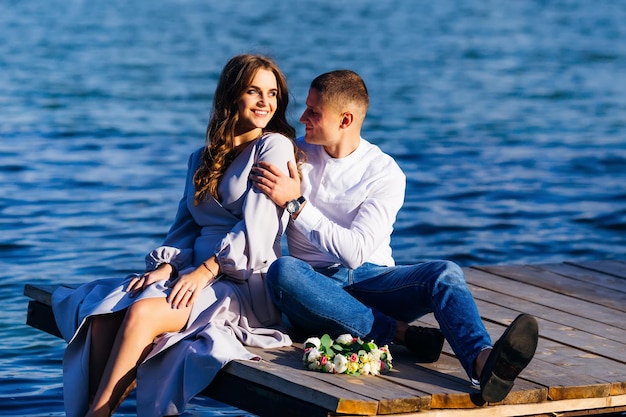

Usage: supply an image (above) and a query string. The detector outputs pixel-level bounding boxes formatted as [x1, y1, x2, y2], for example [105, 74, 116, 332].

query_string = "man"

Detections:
[250, 69, 538, 403]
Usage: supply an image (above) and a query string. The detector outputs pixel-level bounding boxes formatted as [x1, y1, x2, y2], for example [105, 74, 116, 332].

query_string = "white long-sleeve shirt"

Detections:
[288, 137, 406, 269]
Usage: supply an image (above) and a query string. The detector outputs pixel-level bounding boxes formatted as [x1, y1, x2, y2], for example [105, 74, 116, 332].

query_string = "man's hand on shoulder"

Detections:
[250, 160, 302, 210]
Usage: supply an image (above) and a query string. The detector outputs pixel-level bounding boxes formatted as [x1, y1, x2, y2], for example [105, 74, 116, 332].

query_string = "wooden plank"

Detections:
[568, 260, 626, 279]
[419, 285, 626, 367]
[26, 300, 62, 338]
[244, 344, 414, 414]
[464, 268, 626, 330]
[379, 350, 481, 409]
[212, 359, 379, 416]
[387, 347, 547, 408]
[306, 370, 429, 415]
[476, 316, 615, 400]
[531, 262, 626, 293]
[207, 371, 333, 417]
[24, 283, 59, 305]
[465, 264, 626, 396]
[472, 287, 626, 396]
[331, 394, 626, 417]
[463, 282, 626, 360]
[473, 264, 626, 313]
[415, 286, 623, 399]
[394, 311, 548, 407]
[247, 345, 426, 415]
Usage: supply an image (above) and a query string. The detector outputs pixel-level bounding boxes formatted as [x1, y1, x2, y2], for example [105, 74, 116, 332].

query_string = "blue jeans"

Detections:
[266, 257, 492, 378]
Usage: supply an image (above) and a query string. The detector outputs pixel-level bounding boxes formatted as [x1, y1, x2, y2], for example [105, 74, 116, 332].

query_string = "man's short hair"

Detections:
[310, 70, 369, 117]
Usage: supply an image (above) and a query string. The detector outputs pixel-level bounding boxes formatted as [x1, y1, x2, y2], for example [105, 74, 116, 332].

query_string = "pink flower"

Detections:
[350, 353, 358, 362]
[380, 361, 392, 373]
[320, 355, 328, 366]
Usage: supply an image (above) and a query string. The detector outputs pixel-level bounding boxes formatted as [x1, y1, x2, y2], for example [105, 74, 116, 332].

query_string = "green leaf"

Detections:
[320, 334, 333, 351]
[332, 344, 344, 352]
[364, 342, 377, 352]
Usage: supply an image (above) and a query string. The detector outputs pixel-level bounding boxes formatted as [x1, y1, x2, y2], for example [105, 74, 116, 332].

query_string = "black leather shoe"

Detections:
[404, 326, 445, 363]
[480, 314, 539, 403]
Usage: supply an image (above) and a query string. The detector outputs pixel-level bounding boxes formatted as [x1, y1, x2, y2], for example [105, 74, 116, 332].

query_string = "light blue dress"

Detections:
[52, 133, 295, 417]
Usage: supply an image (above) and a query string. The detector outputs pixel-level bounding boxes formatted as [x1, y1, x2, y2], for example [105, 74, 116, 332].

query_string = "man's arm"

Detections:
[292, 176, 404, 269]
[250, 160, 305, 218]
[251, 158, 405, 269]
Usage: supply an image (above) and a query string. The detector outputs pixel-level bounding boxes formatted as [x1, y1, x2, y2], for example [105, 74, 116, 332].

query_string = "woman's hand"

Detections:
[166, 259, 219, 309]
[127, 263, 173, 298]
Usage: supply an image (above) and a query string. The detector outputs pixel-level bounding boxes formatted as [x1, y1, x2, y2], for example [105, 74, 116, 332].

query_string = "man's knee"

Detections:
[437, 260, 467, 287]
[267, 256, 302, 292]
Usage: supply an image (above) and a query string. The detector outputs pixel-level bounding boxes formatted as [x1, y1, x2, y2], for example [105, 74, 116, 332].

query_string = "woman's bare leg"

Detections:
[89, 310, 125, 403]
[85, 298, 192, 417]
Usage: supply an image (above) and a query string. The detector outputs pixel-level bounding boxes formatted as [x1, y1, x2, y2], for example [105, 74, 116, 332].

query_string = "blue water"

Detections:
[1, 0, 625, 415]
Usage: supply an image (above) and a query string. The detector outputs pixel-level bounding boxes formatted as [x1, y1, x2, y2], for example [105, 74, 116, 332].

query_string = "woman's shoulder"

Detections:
[190, 146, 205, 157]
[183, 146, 206, 171]
[258, 132, 294, 146]
[255, 132, 295, 153]
[189, 145, 205, 159]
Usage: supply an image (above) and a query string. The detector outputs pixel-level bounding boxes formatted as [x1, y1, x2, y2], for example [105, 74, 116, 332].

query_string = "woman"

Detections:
[52, 54, 300, 417]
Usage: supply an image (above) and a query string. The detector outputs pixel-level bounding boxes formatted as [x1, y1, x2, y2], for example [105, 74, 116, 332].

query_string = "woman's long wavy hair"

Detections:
[193, 54, 297, 204]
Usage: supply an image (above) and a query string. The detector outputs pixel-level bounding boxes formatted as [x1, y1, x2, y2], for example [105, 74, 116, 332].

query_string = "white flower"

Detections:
[302, 334, 393, 376]
[306, 347, 321, 363]
[336, 334, 354, 345]
[304, 337, 321, 349]
[361, 362, 371, 375]
[308, 361, 321, 371]
[322, 361, 335, 373]
[369, 349, 382, 361]
[334, 353, 348, 374]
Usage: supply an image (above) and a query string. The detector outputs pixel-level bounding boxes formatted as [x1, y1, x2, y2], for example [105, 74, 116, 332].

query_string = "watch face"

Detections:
[287, 200, 299, 214]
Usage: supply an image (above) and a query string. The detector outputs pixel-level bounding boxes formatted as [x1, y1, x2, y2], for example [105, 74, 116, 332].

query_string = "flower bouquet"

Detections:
[302, 334, 393, 375]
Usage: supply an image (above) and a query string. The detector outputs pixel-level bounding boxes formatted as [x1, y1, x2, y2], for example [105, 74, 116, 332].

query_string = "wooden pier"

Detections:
[25, 259, 626, 416]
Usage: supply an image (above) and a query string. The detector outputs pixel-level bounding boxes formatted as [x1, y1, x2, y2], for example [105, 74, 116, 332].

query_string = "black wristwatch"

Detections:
[286, 196, 306, 215]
